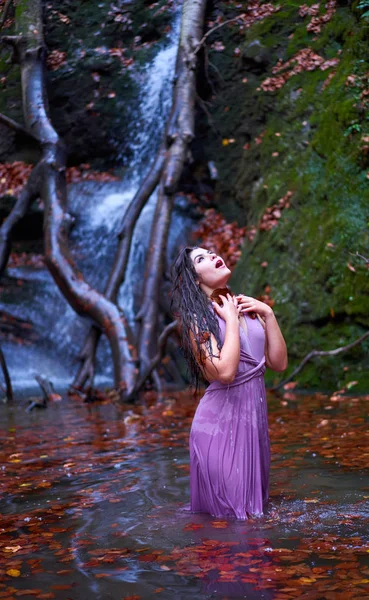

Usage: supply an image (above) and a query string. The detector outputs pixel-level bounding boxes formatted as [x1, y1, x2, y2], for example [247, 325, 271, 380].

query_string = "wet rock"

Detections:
[83, 51, 116, 73]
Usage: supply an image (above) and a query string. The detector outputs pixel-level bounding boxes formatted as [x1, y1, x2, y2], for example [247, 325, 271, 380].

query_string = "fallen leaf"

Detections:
[6, 569, 21, 577]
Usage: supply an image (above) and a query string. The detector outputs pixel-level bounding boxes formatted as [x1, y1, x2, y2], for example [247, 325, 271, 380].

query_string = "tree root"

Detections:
[71, 143, 166, 390]
[135, 0, 207, 390]
[72, 0, 207, 398]
[9, 0, 137, 400]
[126, 320, 178, 401]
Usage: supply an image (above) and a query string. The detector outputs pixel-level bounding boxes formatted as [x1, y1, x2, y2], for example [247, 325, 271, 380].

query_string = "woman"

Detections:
[171, 246, 287, 519]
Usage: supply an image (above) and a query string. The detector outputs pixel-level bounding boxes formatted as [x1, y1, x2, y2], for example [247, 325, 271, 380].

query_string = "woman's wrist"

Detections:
[263, 307, 275, 321]
[225, 313, 240, 326]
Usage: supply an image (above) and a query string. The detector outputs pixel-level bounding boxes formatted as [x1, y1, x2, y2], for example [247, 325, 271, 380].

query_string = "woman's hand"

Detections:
[236, 294, 273, 320]
[212, 293, 240, 323]
[237, 294, 288, 372]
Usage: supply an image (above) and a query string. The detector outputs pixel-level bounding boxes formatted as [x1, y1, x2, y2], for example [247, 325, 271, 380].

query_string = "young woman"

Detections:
[171, 246, 287, 519]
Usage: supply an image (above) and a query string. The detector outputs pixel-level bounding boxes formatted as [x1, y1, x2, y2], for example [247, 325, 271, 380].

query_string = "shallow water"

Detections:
[0, 390, 368, 599]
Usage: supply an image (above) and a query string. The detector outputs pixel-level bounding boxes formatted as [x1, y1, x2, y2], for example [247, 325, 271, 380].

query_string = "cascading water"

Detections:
[0, 6, 192, 392]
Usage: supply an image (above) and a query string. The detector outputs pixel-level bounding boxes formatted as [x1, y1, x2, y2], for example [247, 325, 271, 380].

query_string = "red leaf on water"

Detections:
[183, 523, 204, 531]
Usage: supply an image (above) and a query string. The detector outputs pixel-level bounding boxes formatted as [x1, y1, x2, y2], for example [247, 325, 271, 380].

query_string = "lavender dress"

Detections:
[189, 313, 270, 519]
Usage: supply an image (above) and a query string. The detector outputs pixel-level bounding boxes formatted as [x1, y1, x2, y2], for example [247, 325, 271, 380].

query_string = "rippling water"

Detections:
[0, 391, 368, 599]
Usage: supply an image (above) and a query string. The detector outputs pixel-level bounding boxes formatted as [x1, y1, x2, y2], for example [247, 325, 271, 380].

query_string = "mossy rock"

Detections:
[197, 0, 369, 391]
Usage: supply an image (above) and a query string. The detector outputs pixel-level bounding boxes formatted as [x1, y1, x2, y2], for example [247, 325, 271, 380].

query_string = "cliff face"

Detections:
[197, 0, 369, 390]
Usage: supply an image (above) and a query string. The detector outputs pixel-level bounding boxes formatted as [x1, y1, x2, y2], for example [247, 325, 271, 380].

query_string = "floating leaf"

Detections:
[6, 568, 21, 577]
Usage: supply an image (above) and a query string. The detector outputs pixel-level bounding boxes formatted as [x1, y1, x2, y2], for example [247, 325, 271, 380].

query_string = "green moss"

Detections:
[198, 0, 369, 391]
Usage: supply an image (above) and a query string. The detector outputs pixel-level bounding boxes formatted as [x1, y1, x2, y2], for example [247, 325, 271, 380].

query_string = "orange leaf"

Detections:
[211, 521, 228, 529]
[184, 523, 203, 531]
[6, 569, 21, 577]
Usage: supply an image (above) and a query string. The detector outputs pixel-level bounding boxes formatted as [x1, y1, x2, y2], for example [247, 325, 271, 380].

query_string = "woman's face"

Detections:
[190, 247, 231, 294]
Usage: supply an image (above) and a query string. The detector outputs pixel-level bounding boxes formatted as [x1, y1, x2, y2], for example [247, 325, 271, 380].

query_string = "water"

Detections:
[0, 391, 368, 599]
[0, 6, 188, 391]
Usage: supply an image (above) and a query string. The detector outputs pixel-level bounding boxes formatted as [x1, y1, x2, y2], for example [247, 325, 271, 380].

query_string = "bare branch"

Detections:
[0, 161, 43, 276]
[108, 143, 166, 300]
[350, 251, 369, 264]
[196, 93, 218, 133]
[272, 330, 369, 390]
[193, 15, 245, 56]
[127, 320, 178, 401]
[0, 112, 39, 141]
[1, 34, 19, 45]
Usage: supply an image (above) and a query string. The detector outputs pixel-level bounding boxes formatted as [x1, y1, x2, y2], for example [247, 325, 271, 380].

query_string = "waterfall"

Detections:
[0, 7, 192, 392]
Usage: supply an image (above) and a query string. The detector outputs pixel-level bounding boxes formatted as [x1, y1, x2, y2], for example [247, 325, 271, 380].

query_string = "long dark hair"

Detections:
[171, 246, 223, 388]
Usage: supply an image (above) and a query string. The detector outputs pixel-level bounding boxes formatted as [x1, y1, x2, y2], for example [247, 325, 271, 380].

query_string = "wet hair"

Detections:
[171, 246, 222, 389]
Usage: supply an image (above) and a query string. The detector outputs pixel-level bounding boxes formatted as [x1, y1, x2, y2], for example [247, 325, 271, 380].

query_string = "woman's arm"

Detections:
[193, 294, 241, 384]
[262, 311, 288, 372]
[237, 295, 288, 372]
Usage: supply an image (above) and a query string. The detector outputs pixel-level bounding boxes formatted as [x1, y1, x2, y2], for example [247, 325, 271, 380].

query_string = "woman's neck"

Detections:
[209, 286, 234, 305]
[200, 281, 231, 298]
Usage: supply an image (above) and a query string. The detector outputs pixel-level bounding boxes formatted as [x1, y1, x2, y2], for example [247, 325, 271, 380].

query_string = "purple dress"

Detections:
[189, 313, 270, 519]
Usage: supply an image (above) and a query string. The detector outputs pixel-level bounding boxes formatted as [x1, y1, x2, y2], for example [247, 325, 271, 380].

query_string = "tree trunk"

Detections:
[72, 142, 166, 390]
[127, 320, 178, 401]
[4, 0, 138, 400]
[136, 0, 207, 383]
[1, 0, 207, 400]
[72, 0, 207, 397]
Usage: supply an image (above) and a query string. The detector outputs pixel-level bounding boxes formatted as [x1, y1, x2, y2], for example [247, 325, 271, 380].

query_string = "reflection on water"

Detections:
[0, 391, 368, 599]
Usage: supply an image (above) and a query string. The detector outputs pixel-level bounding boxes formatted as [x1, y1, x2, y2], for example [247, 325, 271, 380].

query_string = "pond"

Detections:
[0, 388, 368, 599]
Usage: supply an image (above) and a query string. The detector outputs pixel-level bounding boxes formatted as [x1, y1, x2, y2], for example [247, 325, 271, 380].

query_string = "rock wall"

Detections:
[0, 0, 174, 167]
[196, 0, 369, 391]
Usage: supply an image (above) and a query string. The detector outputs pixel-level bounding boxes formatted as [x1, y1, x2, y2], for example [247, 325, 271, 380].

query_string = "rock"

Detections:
[241, 40, 272, 70]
